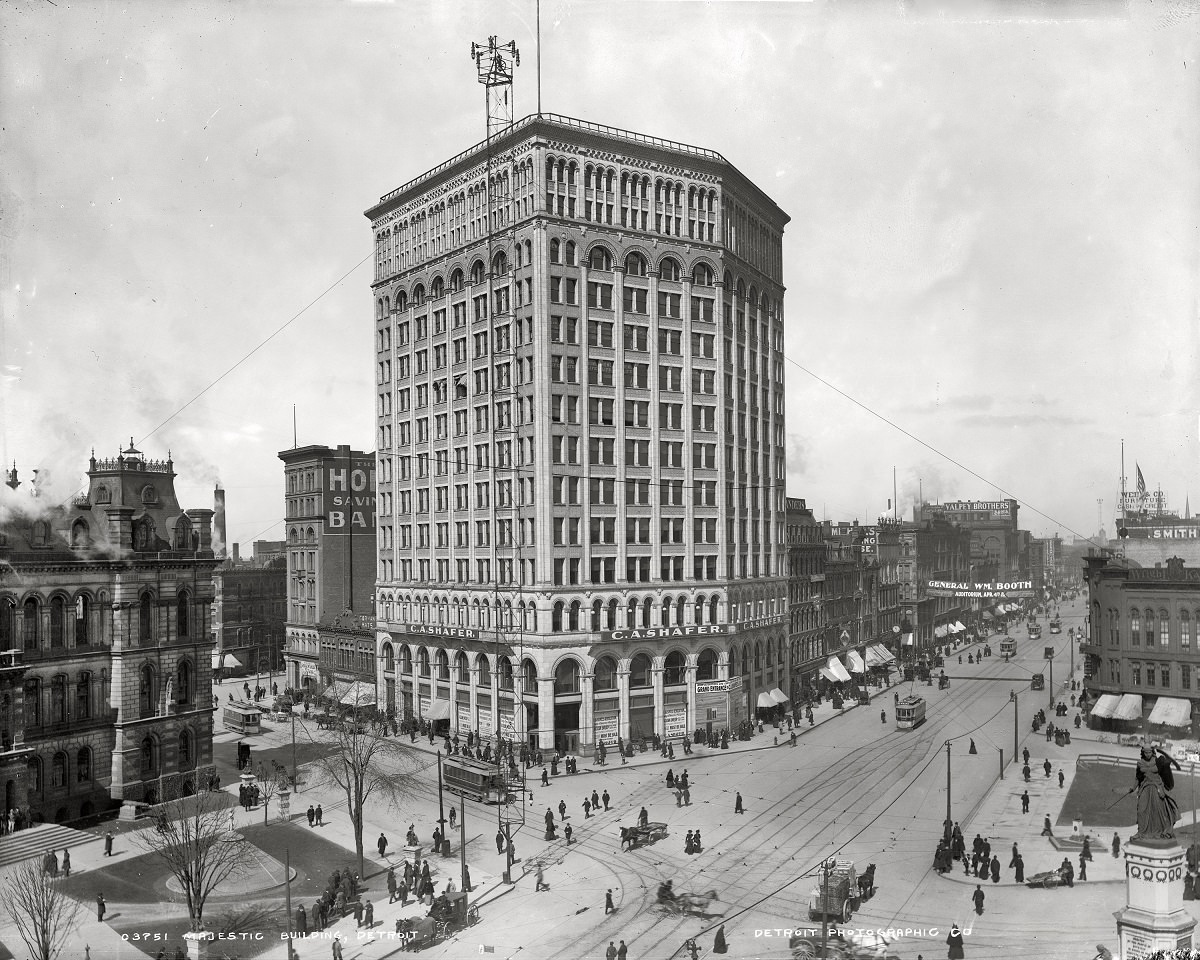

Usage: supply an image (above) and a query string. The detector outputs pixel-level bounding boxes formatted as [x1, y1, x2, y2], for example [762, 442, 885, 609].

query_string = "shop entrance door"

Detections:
[554, 702, 580, 754]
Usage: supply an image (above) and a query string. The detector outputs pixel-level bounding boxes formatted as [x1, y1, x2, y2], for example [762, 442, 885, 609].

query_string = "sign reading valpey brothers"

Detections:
[925, 579, 1034, 600]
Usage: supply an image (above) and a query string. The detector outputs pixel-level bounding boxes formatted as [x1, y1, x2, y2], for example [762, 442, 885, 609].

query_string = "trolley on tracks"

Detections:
[999, 636, 1017, 657]
[895, 696, 927, 730]
[443, 756, 516, 804]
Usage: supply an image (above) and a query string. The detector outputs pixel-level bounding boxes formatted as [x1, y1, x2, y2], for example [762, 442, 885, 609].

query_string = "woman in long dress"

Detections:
[1134, 745, 1181, 841]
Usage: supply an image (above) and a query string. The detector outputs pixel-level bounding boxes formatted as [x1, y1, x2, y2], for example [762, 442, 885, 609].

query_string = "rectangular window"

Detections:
[624, 400, 649, 427]
[658, 365, 683, 392]
[589, 437, 615, 466]
[1184, 664, 1192, 690]
[590, 557, 616, 584]
[658, 329, 682, 355]
[658, 403, 683, 430]
[587, 282, 613, 309]
[659, 441, 684, 468]
[589, 478, 615, 505]
[626, 478, 650, 505]
[623, 288, 648, 315]
[1133, 663, 1142, 685]
[625, 439, 650, 467]
[626, 518, 650, 544]
[1184, 617, 1192, 650]
[662, 479, 684, 505]
[588, 359, 614, 386]
[624, 362, 649, 388]
[1131, 612, 1141, 646]
[551, 315, 580, 344]
[588, 319, 614, 347]
[588, 397, 614, 425]
[590, 517, 616, 544]
[690, 332, 716, 358]
[691, 296, 715, 323]
[657, 291, 682, 318]
[1161, 665, 1171, 688]
[623, 324, 649, 351]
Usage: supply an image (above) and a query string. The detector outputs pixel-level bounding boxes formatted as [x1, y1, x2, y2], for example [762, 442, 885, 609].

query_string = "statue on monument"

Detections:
[1132, 744, 1183, 843]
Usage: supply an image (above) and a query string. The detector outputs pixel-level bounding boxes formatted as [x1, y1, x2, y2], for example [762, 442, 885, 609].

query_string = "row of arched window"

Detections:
[29, 746, 95, 794]
[380, 641, 787, 692]
[1116, 607, 1196, 648]
[0, 589, 194, 650]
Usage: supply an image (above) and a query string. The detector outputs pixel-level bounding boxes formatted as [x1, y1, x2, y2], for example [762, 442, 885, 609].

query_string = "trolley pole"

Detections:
[460, 793, 468, 895]
[945, 741, 952, 834]
[285, 848, 294, 959]
[820, 860, 830, 959]
[291, 711, 298, 791]
[1048, 657, 1054, 710]
[437, 750, 448, 857]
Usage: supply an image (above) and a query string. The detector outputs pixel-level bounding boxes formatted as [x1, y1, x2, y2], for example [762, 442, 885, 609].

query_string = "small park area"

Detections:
[1059, 755, 1200, 828]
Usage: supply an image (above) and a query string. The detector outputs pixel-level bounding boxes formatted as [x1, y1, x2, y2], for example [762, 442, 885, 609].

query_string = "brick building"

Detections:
[0, 445, 217, 823]
[211, 546, 287, 681]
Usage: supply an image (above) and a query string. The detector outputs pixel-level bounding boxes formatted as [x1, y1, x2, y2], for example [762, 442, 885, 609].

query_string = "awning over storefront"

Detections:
[952, 621, 967, 633]
[757, 692, 776, 709]
[827, 657, 852, 683]
[1113, 694, 1144, 722]
[212, 652, 242, 669]
[1148, 697, 1192, 728]
[1090, 694, 1121, 719]
[846, 651, 866, 673]
[982, 611, 994, 620]
[819, 667, 839, 683]
[768, 687, 791, 705]
[424, 699, 450, 721]
[332, 680, 377, 706]
[865, 645, 895, 667]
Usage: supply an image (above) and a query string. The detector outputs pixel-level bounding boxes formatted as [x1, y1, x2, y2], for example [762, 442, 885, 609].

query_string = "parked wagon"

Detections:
[1025, 867, 1069, 889]
[620, 822, 668, 850]
[396, 892, 479, 951]
[790, 927, 902, 959]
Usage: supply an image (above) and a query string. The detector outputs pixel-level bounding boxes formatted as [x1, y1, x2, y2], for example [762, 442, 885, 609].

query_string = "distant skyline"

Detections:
[1, 0, 1196, 549]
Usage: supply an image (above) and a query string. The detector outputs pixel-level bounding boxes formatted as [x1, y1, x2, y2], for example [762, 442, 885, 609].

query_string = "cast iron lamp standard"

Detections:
[437, 749, 449, 857]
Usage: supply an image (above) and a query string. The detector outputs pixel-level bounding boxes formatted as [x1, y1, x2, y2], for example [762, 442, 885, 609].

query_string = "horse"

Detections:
[858, 864, 877, 898]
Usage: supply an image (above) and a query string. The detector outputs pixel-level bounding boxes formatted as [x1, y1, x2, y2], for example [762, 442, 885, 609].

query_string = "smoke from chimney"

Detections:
[213, 484, 227, 560]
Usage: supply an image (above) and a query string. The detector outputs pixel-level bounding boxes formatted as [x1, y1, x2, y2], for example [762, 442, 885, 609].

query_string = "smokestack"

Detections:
[213, 484, 227, 559]
[232, 543, 240, 563]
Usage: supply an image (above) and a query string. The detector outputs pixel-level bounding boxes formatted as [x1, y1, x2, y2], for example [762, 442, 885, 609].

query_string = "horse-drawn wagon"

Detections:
[620, 822, 668, 850]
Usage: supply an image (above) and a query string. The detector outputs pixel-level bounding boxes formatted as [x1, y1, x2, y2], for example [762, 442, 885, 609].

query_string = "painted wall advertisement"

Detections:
[663, 707, 688, 740]
[477, 708, 493, 737]
[498, 706, 517, 739]
[456, 704, 472, 732]
[695, 676, 744, 728]
[418, 697, 431, 718]
[593, 712, 619, 746]
[323, 460, 376, 534]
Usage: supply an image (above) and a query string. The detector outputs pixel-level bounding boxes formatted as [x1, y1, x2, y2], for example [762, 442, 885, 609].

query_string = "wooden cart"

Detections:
[621, 822, 669, 850]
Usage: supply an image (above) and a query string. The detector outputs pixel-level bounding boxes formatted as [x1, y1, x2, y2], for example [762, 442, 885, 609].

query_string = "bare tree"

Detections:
[301, 681, 424, 876]
[253, 760, 291, 825]
[2, 854, 83, 960]
[131, 788, 254, 932]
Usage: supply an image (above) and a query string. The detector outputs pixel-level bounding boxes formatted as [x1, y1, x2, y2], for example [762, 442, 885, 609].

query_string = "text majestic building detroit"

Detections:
[366, 114, 790, 751]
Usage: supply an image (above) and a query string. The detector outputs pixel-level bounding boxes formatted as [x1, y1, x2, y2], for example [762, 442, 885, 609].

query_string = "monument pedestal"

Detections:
[1115, 840, 1197, 959]
[183, 931, 211, 960]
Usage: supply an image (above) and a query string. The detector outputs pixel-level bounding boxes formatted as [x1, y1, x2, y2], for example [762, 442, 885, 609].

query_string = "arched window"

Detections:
[662, 597, 673, 628]
[1131, 608, 1142, 646]
[476, 654, 491, 686]
[71, 519, 89, 547]
[552, 601, 565, 632]
[75, 595, 90, 645]
[176, 660, 192, 703]
[565, 241, 576, 266]
[412, 283, 425, 305]
[178, 729, 193, 768]
[498, 658, 514, 690]
[0, 598, 14, 647]
[399, 647, 412, 673]
[174, 516, 192, 550]
[51, 675, 66, 723]
[1145, 609, 1157, 646]
[435, 650, 449, 681]
[470, 260, 485, 284]
[25, 679, 41, 726]
[77, 747, 92, 783]
[659, 257, 681, 281]
[140, 736, 159, 775]
[741, 646, 749, 675]
[418, 648, 430, 677]
[76, 671, 92, 719]
[709, 596, 719, 624]
[697, 648, 718, 681]
[450, 268, 464, 292]
[641, 597, 652, 628]
[629, 654, 652, 688]
[177, 590, 190, 638]
[588, 246, 612, 271]
[607, 598, 618, 629]
[594, 656, 618, 692]
[139, 594, 153, 643]
[626, 599, 638, 631]
[624, 252, 647, 276]
[23, 598, 39, 650]
[692, 262, 714, 286]
[456, 652, 470, 683]
[50, 597, 65, 647]
[1159, 609, 1170, 646]
[139, 664, 156, 718]
[521, 659, 537, 694]
[491, 251, 508, 275]
[554, 659, 580, 695]
[568, 601, 581, 631]
[664, 651, 686, 685]
[550, 239, 560, 264]
[431, 276, 444, 299]
[591, 600, 603, 632]
[382, 643, 395, 672]
[52, 751, 68, 789]
[1183, 610, 1192, 650]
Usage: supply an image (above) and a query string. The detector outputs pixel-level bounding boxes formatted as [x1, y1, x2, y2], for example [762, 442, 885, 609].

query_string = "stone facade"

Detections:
[0, 445, 218, 822]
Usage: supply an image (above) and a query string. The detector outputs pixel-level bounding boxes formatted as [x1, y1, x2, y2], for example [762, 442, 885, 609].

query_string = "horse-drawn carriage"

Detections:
[396, 892, 478, 951]
[1025, 866, 1070, 889]
[790, 927, 902, 959]
[620, 822, 669, 850]
[654, 883, 727, 918]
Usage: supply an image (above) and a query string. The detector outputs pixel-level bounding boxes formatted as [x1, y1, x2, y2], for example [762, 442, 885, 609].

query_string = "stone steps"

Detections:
[0, 822, 95, 870]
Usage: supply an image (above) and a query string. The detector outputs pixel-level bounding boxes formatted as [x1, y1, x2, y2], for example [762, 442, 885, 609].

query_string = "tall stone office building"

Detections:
[367, 114, 789, 752]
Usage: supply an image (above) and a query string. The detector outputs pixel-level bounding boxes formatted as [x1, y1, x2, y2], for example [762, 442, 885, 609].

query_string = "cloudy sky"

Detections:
[1, 0, 1196, 550]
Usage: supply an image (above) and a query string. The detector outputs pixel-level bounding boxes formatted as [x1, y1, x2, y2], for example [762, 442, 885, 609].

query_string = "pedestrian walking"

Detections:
[1058, 770, 1065, 789]
[378, 833, 388, 858]
[364, 901, 374, 929]
[1061, 857, 1074, 887]
[1112, 833, 1121, 858]
[296, 904, 308, 936]
[96, 893, 106, 922]
[990, 856, 1000, 883]
[685, 830, 695, 854]
[316, 804, 323, 825]
[947, 924, 965, 959]
[693, 830, 702, 852]
[307, 805, 315, 827]
[104, 831, 113, 856]
[387, 867, 397, 903]
[969, 739, 977, 754]
[1079, 855, 1088, 881]
[583, 798, 592, 818]
[1081, 837, 1093, 861]
[398, 880, 409, 906]
[541, 768, 549, 787]
[591, 789, 600, 811]
[605, 889, 615, 914]
[972, 884, 985, 915]
[331, 934, 344, 960]
[682, 785, 691, 806]
[62, 849, 71, 877]
[713, 924, 727, 954]
[558, 800, 567, 821]
[497, 830, 507, 855]
[881, 709, 887, 724]
[638, 806, 648, 827]
[535, 862, 548, 892]
[607, 943, 618, 960]
[1042, 816, 1054, 837]
[1043, 759, 1052, 778]
[1014, 854, 1024, 883]
[1023, 747, 1030, 766]
[1021, 791, 1030, 813]
[617, 941, 629, 960]
[449, 807, 457, 829]
[735, 792, 744, 814]
[1022, 763, 1031, 783]
[564, 823, 573, 844]
[602, 790, 611, 811]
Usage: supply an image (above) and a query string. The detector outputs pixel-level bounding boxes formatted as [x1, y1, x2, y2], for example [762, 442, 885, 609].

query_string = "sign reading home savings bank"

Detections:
[925, 579, 1035, 600]
[324, 462, 376, 534]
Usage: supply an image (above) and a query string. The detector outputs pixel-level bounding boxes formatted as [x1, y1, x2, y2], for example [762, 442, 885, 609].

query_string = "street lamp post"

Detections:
[945, 740, 952, 838]
[437, 750, 448, 857]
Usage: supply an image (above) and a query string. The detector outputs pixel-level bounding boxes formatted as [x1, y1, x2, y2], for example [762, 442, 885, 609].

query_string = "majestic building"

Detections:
[279, 444, 377, 693]
[367, 113, 789, 751]
[211, 543, 287, 681]
[1082, 553, 1200, 732]
[0, 446, 218, 823]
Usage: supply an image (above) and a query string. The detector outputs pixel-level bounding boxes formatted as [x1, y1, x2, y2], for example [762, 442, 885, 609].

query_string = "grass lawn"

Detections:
[1060, 758, 1200, 828]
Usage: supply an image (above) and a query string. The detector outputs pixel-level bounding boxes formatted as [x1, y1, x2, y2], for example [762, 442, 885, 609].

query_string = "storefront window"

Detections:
[476, 655, 491, 686]
[696, 648, 718, 681]
[663, 652, 686, 685]
[521, 659, 537, 693]
[594, 657, 617, 691]
[554, 659, 580, 694]
[630, 654, 652, 688]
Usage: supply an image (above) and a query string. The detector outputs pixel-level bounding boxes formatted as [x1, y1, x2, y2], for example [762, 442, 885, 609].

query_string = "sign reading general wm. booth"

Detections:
[925, 579, 1035, 600]
[324, 463, 376, 534]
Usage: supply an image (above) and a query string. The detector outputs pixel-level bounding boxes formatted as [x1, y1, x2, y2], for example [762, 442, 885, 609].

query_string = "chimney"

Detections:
[232, 543, 240, 563]
[213, 484, 227, 559]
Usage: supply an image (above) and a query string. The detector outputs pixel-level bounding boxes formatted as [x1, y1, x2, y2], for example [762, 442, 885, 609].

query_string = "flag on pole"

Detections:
[1136, 463, 1146, 494]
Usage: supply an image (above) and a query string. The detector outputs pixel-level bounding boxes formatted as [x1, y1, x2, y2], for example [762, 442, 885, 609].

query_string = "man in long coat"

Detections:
[990, 856, 1001, 883]
[972, 885, 985, 915]
[1014, 854, 1025, 883]
[296, 904, 308, 936]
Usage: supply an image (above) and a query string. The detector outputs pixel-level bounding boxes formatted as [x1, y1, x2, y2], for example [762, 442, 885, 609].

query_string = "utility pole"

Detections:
[285, 848, 294, 959]
[945, 741, 952, 834]
[820, 860, 830, 958]
[459, 793, 468, 895]
[437, 750, 448, 857]
[1011, 691, 1018, 766]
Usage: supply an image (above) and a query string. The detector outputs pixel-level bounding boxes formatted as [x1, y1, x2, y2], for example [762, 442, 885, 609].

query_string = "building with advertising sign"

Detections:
[1082, 554, 1200, 731]
[0, 448, 218, 823]
[279, 444, 377, 693]
[368, 113, 790, 751]
[916, 499, 1022, 578]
